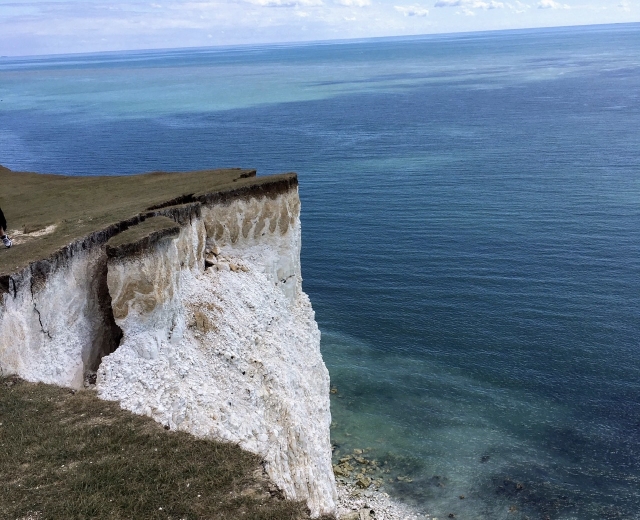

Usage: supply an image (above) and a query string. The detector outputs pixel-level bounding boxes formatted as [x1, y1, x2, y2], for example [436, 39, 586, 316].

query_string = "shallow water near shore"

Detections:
[2, 23, 640, 519]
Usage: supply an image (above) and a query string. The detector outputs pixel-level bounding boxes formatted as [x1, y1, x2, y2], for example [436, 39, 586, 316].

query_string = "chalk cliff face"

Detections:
[0, 179, 337, 517]
[0, 241, 120, 388]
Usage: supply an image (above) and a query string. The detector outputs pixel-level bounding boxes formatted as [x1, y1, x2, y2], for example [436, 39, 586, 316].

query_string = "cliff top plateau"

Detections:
[0, 165, 296, 279]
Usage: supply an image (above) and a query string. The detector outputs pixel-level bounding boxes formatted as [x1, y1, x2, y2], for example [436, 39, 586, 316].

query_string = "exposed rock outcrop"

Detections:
[0, 241, 121, 387]
[0, 174, 337, 517]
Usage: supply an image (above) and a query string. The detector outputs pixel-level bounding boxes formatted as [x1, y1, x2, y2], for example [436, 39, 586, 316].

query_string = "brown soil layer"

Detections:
[0, 166, 297, 279]
[106, 216, 180, 258]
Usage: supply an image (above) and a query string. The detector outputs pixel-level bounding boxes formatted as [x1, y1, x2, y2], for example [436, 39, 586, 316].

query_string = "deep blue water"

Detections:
[2, 24, 640, 519]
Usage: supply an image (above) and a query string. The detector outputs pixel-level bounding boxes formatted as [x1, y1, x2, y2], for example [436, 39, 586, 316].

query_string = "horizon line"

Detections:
[2, 20, 638, 60]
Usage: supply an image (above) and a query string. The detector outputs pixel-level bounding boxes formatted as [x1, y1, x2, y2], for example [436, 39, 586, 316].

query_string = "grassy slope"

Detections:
[0, 166, 292, 277]
[0, 377, 326, 520]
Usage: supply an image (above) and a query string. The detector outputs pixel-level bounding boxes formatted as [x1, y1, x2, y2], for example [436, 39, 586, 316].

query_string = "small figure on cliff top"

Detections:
[0, 206, 12, 248]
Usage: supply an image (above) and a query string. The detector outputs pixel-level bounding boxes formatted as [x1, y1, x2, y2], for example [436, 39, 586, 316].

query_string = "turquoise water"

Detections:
[2, 24, 640, 519]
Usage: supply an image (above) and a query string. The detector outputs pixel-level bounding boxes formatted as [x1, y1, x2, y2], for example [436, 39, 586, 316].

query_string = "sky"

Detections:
[0, 0, 637, 56]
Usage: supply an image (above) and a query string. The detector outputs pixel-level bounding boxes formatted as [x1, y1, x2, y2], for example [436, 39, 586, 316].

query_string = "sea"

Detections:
[1, 23, 639, 520]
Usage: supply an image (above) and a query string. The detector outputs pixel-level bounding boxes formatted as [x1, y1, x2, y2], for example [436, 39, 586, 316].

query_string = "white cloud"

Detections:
[512, 0, 531, 13]
[246, 0, 323, 6]
[395, 4, 430, 15]
[0, 0, 635, 56]
[537, 0, 569, 8]
[618, 0, 631, 11]
[334, 0, 371, 6]
[434, 0, 506, 9]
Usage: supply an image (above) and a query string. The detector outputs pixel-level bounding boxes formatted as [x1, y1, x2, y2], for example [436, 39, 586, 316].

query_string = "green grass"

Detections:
[106, 217, 179, 250]
[0, 166, 294, 278]
[0, 377, 329, 520]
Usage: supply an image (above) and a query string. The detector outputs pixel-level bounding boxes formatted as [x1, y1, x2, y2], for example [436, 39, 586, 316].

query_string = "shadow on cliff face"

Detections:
[0, 377, 333, 520]
[88, 256, 123, 373]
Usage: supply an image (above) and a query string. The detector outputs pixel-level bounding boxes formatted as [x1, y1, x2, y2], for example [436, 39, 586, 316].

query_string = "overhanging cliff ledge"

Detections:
[0, 166, 337, 517]
[0, 166, 296, 282]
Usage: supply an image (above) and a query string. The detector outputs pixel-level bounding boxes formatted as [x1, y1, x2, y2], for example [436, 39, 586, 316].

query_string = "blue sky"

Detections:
[0, 0, 636, 55]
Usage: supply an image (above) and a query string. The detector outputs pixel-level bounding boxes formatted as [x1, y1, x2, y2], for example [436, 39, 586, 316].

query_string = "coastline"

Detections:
[331, 442, 433, 520]
[337, 482, 430, 520]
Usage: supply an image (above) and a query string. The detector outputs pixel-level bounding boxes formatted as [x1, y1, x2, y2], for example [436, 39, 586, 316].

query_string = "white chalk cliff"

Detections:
[0, 177, 337, 517]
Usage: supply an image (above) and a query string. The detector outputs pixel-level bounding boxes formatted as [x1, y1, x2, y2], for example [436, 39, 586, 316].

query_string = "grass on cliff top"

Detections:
[0, 377, 330, 520]
[0, 165, 293, 277]
[105, 216, 179, 252]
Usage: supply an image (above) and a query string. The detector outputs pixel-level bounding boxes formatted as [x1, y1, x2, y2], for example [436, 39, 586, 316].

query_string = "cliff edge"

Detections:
[0, 166, 337, 517]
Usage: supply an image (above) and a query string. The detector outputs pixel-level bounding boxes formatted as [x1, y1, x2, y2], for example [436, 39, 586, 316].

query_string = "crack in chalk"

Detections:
[32, 301, 52, 339]
[279, 274, 295, 284]
[30, 278, 52, 339]
[168, 318, 178, 340]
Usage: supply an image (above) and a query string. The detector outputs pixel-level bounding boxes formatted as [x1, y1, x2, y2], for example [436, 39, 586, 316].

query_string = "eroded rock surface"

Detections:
[0, 245, 120, 387]
[97, 190, 337, 517]
[0, 179, 337, 517]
